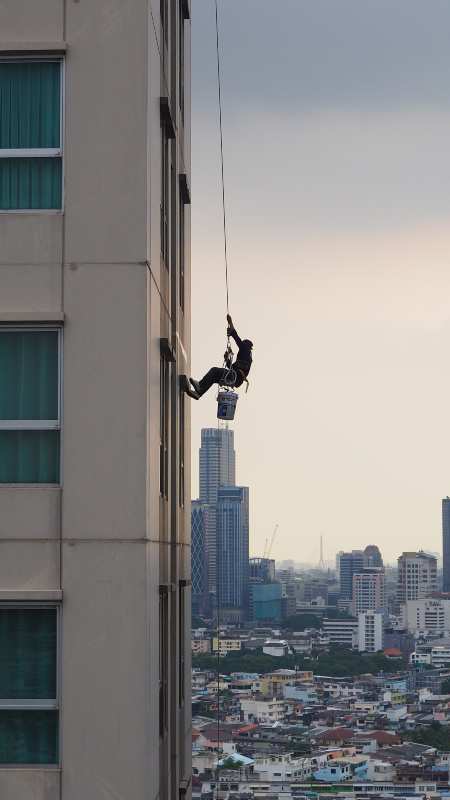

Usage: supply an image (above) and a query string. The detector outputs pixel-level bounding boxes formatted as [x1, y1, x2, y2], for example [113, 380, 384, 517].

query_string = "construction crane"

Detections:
[264, 524, 279, 559]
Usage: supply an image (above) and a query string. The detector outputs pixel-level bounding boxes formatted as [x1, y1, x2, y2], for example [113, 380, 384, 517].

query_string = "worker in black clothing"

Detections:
[184, 314, 253, 399]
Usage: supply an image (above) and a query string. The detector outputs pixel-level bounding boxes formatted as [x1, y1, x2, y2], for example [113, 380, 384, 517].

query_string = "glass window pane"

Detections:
[0, 431, 60, 483]
[0, 62, 60, 149]
[0, 609, 57, 699]
[0, 157, 62, 210]
[0, 710, 58, 765]
[0, 331, 58, 420]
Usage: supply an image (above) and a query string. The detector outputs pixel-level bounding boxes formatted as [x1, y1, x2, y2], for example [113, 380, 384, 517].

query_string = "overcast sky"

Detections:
[190, 0, 450, 565]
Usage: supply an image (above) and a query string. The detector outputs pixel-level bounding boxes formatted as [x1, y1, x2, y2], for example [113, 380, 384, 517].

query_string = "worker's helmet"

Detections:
[243, 339, 254, 349]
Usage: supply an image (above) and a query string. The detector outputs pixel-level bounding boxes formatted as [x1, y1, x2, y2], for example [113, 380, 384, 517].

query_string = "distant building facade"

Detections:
[403, 597, 450, 636]
[199, 427, 236, 593]
[397, 552, 437, 603]
[339, 551, 365, 599]
[352, 568, 385, 616]
[216, 486, 249, 622]
[191, 501, 208, 616]
[323, 618, 358, 648]
[358, 611, 383, 653]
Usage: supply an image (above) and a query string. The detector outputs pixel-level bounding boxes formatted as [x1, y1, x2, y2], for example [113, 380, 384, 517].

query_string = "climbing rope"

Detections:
[214, 0, 230, 317]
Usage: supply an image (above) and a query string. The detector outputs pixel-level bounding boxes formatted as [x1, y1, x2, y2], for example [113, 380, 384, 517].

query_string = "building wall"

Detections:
[0, 2, 191, 799]
[216, 486, 249, 618]
[352, 569, 385, 616]
[403, 597, 450, 635]
[397, 552, 437, 602]
[357, 611, 383, 652]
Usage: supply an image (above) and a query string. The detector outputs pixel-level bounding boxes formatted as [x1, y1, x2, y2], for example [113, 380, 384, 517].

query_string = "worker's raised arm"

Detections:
[227, 314, 242, 347]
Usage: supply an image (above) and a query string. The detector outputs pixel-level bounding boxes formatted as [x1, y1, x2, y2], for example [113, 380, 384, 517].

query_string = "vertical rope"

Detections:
[214, 0, 230, 316]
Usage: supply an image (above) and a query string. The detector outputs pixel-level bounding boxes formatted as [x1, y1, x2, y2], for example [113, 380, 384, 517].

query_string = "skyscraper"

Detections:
[364, 545, 383, 569]
[443, 498, 450, 592]
[216, 486, 249, 623]
[199, 427, 235, 504]
[0, 2, 191, 797]
[191, 501, 208, 616]
[397, 552, 437, 603]
[199, 427, 236, 592]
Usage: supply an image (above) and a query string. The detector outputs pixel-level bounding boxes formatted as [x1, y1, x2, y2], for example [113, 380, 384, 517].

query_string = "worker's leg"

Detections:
[192, 367, 227, 396]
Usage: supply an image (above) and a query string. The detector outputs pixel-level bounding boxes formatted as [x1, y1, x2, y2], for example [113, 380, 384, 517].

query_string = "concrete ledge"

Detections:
[0, 768, 60, 800]
[0, 312, 64, 323]
[0, 590, 62, 601]
[0, 41, 66, 52]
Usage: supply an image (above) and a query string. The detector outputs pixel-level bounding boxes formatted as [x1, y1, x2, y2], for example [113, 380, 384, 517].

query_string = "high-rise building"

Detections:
[191, 502, 208, 616]
[199, 427, 235, 592]
[443, 498, 450, 592]
[199, 427, 235, 504]
[357, 611, 383, 653]
[403, 597, 450, 636]
[352, 568, 385, 616]
[216, 486, 249, 623]
[0, 3, 191, 798]
[339, 551, 365, 599]
[397, 552, 437, 603]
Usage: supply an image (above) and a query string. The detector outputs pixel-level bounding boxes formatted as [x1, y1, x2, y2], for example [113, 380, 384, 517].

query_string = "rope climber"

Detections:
[183, 314, 253, 400]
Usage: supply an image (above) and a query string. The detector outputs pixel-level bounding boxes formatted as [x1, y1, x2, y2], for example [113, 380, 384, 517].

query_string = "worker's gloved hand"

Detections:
[227, 313, 233, 327]
[227, 326, 234, 336]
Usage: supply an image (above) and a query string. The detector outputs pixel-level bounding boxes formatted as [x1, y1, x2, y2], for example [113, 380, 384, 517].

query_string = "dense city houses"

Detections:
[192, 431, 450, 798]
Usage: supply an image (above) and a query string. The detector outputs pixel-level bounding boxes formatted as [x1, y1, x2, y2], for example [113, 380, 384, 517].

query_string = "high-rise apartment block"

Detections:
[443, 497, 450, 592]
[352, 568, 385, 616]
[397, 552, 437, 603]
[216, 486, 249, 623]
[0, 2, 191, 798]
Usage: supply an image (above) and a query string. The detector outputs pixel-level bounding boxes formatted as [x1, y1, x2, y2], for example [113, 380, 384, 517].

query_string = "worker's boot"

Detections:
[180, 375, 200, 400]
[189, 378, 203, 396]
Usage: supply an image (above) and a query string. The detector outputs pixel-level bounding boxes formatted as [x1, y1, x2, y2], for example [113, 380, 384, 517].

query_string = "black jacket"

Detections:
[229, 327, 252, 377]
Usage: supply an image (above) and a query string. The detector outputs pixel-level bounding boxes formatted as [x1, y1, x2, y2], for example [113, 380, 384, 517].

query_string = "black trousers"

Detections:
[198, 366, 243, 395]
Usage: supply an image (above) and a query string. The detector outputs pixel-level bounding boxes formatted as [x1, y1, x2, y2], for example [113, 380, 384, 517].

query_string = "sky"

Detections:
[190, 0, 450, 565]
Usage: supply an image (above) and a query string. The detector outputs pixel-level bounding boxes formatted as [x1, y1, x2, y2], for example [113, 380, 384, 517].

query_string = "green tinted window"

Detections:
[0, 62, 60, 148]
[0, 61, 62, 210]
[0, 711, 58, 765]
[0, 331, 58, 420]
[0, 609, 57, 699]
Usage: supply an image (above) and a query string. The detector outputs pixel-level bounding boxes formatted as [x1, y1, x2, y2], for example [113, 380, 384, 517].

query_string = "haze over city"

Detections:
[191, 0, 450, 563]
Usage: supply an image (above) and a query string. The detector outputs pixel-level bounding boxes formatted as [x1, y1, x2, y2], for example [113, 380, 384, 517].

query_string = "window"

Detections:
[161, 129, 169, 265]
[159, 587, 169, 738]
[0, 60, 63, 210]
[160, 356, 169, 498]
[179, 389, 185, 507]
[179, 197, 185, 312]
[179, 174, 190, 311]
[0, 329, 61, 483]
[0, 607, 58, 764]
[160, 0, 169, 49]
[179, 581, 185, 706]
[179, 0, 190, 122]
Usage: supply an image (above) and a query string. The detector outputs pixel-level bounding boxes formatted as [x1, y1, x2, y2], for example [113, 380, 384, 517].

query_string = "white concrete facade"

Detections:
[357, 611, 383, 652]
[0, 2, 191, 799]
[397, 552, 437, 603]
[403, 597, 450, 635]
